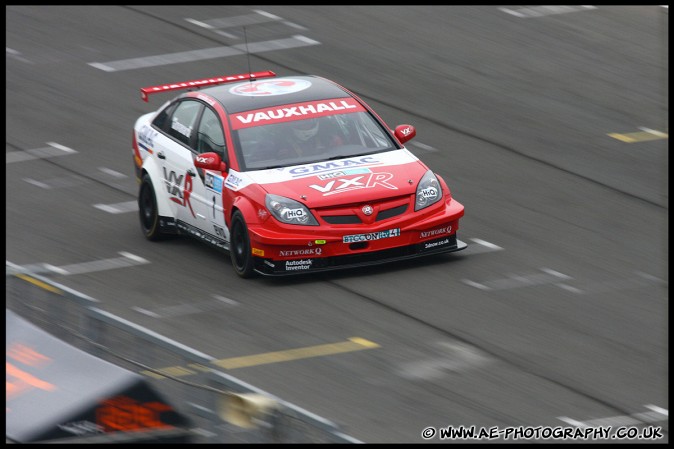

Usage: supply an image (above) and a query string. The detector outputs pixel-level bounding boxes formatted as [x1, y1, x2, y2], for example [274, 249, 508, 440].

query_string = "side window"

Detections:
[359, 114, 390, 148]
[167, 100, 202, 146]
[152, 101, 177, 131]
[197, 107, 226, 158]
[345, 112, 392, 149]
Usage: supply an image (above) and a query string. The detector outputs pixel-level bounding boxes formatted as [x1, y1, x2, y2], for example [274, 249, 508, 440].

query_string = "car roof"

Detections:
[200, 75, 354, 114]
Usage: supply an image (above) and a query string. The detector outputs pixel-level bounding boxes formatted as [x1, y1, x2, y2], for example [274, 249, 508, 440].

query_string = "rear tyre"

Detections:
[229, 211, 255, 278]
[138, 175, 164, 241]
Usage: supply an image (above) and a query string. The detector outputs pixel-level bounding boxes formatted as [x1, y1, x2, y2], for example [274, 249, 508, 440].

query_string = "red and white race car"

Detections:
[132, 70, 466, 277]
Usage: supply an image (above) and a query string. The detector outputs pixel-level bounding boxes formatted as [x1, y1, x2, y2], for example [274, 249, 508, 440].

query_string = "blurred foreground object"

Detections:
[220, 391, 280, 428]
[5, 309, 193, 444]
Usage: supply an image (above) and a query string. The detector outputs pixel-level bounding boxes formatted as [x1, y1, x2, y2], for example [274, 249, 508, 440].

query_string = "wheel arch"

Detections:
[227, 196, 260, 230]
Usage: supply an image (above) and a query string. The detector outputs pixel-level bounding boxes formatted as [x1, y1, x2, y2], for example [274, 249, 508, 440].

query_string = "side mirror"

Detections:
[394, 125, 416, 145]
[195, 152, 227, 172]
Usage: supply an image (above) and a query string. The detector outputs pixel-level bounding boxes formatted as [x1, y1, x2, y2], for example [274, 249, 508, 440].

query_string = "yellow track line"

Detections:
[608, 129, 668, 143]
[15, 274, 63, 295]
[213, 337, 380, 370]
[142, 337, 379, 379]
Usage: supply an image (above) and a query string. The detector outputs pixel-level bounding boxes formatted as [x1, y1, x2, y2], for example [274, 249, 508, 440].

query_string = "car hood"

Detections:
[241, 149, 429, 207]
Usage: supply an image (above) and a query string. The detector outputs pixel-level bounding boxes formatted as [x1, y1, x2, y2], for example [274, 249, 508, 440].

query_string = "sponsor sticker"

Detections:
[424, 238, 450, 249]
[290, 156, 380, 177]
[138, 124, 158, 150]
[205, 172, 223, 193]
[420, 225, 452, 239]
[229, 78, 312, 97]
[317, 167, 371, 180]
[171, 117, 192, 138]
[230, 98, 364, 130]
[343, 228, 400, 243]
[285, 208, 306, 220]
[309, 172, 396, 196]
[279, 248, 323, 257]
[213, 225, 226, 239]
[419, 186, 438, 199]
[225, 173, 243, 190]
[284, 259, 313, 271]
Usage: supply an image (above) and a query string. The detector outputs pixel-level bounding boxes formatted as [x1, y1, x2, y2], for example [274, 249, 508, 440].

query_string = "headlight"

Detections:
[265, 194, 319, 226]
[415, 170, 443, 211]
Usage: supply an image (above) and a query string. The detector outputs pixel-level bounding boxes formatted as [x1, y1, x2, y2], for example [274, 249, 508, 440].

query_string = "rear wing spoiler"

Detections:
[140, 70, 276, 102]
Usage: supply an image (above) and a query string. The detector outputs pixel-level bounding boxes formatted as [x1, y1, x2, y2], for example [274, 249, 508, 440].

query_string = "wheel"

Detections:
[229, 210, 255, 278]
[138, 174, 164, 241]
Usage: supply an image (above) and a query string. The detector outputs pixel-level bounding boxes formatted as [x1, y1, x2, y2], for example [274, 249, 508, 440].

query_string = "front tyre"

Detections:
[229, 210, 255, 278]
[138, 174, 164, 241]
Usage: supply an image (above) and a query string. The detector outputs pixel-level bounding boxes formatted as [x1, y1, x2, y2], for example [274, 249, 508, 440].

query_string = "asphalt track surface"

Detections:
[6, 5, 668, 444]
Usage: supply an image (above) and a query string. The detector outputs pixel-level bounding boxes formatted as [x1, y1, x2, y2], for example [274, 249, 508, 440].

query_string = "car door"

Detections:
[160, 99, 204, 232]
[193, 106, 230, 247]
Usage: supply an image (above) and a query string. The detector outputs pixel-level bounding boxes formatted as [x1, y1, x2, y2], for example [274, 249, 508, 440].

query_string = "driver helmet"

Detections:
[292, 118, 319, 141]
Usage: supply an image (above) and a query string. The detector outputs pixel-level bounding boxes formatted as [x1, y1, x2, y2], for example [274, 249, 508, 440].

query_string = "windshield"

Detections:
[233, 111, 398, 171]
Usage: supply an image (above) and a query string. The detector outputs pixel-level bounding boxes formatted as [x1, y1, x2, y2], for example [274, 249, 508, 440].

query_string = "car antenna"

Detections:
[244, 26, 254, 82]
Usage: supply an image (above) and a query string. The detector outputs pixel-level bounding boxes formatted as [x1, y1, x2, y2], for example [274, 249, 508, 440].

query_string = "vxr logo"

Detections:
[163, 168, 194, 217]
[309, 172, 397, 196]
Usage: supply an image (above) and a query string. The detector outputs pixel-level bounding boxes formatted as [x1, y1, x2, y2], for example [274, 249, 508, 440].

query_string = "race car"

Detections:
[132, 70, 466, 277]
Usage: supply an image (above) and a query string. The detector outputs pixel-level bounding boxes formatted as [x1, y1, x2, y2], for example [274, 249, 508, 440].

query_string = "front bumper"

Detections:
[252, 232, 467, 276]
[247, 194, 465, 276]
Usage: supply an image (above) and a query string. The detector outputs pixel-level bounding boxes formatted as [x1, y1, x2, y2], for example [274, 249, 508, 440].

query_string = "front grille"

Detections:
[320, 203, 408, 225]
[322, 215, 362, 224]
[376, 204, 407, 221]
